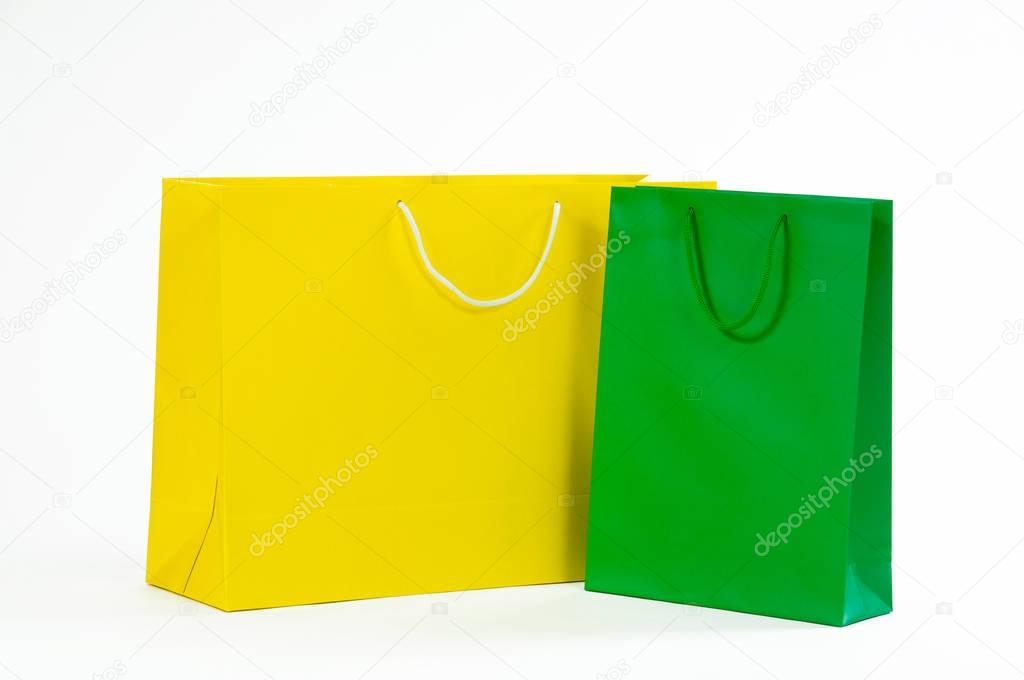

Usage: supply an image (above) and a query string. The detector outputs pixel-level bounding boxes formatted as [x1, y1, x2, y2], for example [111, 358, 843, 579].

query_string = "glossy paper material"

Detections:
[147, 175, 714, 611]
[585, 186, 892, 626]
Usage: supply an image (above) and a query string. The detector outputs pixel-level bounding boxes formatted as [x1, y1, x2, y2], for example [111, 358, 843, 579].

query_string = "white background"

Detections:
[1, 0, 1023, 678]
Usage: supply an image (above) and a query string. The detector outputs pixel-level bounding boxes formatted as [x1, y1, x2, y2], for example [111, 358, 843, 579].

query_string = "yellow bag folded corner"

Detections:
[146, 175, 715, 610]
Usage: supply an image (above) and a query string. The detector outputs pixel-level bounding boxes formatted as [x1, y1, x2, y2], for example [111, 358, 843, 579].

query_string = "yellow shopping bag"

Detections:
[147, 175, 714, 610]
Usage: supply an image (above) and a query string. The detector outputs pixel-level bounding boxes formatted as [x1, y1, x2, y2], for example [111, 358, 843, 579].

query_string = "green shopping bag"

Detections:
[585, 186, 892, 626]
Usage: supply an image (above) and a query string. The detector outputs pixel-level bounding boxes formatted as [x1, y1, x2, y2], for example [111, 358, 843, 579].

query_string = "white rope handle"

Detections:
[395, 199, 560, 308]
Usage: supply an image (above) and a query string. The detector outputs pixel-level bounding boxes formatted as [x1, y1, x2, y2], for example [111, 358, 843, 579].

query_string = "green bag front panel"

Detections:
[585, 187, 892, 626]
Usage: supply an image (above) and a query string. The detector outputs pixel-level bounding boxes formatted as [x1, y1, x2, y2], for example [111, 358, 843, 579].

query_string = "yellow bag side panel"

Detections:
[146, 181, 228, 608]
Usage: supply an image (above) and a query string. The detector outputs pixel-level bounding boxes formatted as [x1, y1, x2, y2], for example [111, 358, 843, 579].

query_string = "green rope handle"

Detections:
[684, 206, 789, 332]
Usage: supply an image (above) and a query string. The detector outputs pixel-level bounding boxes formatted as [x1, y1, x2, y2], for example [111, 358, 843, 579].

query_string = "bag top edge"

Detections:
[163, 174, 650, 187]
[624, 185, 891, 204]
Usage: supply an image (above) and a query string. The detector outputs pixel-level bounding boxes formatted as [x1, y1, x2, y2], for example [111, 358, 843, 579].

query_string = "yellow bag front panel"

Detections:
[147, 175, 714, 610]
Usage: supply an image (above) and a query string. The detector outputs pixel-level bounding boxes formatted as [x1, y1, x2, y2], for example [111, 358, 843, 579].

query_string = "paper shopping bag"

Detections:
[585, 186, 891, 626]
[147, 175, 714, 610]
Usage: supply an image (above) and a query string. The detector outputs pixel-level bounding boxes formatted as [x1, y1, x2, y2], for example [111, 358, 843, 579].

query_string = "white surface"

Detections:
[1, 0, 1023, 678]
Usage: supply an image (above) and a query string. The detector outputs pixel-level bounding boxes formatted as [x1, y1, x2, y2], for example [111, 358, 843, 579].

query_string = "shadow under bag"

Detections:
[585, 186, 892, 626]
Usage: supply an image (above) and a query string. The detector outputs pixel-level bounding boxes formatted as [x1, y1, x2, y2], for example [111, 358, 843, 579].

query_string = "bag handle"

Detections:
[684, 206, 788, 332]
[396, 199, 559, 308]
